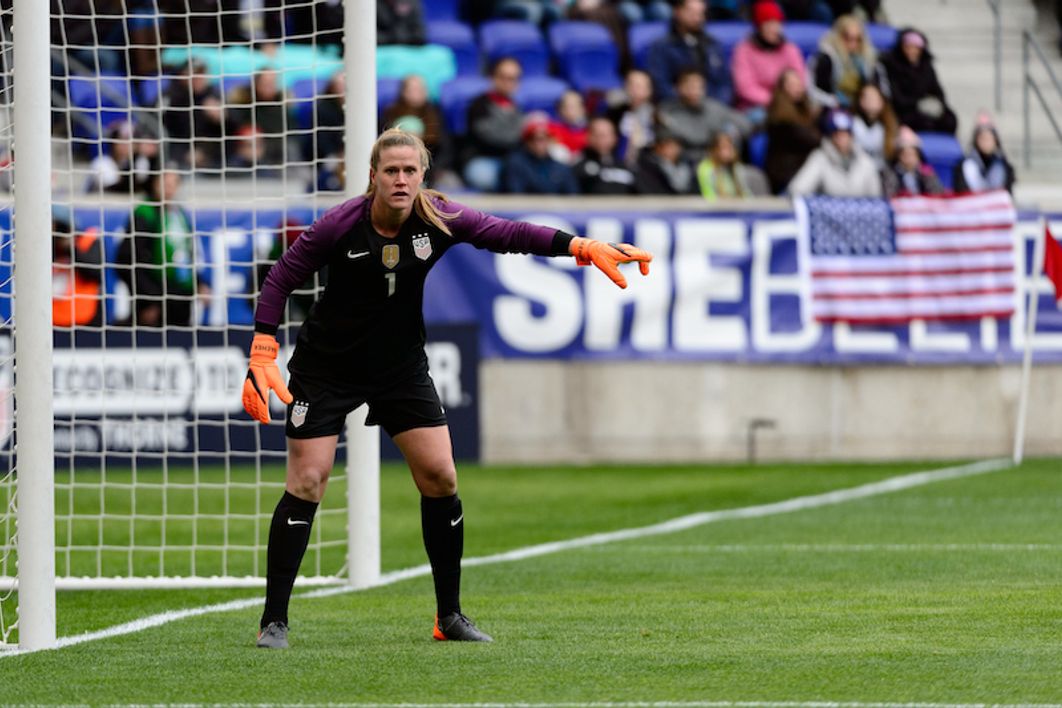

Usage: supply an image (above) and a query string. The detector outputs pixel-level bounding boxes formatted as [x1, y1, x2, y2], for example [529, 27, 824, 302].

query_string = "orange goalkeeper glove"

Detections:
[241, 333, 293, 424]
[569, 237, 652, 289]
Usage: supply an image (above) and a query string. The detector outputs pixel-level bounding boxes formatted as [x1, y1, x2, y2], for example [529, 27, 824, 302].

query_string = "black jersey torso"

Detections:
[289, 211, 454, 383]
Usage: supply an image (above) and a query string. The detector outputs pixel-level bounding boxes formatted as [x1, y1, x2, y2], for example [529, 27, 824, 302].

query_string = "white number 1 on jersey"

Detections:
[385, 272, 396, 297]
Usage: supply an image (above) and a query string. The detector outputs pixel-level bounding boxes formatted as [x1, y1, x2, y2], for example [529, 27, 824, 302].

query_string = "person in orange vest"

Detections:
[52, 216, 103, 327]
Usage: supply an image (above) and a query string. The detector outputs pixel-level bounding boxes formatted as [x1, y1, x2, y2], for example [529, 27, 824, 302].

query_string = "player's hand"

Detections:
[569, 237, 652, 289]
[242, 333, 293, 424]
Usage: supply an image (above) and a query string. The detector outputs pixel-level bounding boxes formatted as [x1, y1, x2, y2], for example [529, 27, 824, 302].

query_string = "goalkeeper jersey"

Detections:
[255, 194, 568, 383]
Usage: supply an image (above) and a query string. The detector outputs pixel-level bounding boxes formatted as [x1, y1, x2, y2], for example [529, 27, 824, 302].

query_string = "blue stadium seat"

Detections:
[136, 76, 171, 107]
[747, 131, 768, 168]
[68, 74, 133, 109]
[918, 132, 964, 191]
[705, 21, 751, 62]
[67, 75, 134, 144]
[437, 76, 491, 135]
[866, 23, 898, 52]
[220, 74, 252, 96]
[780, 21, 828, 58]
[548, 21, 621, 92]
[478, 20, 550, 77]
[628, 21, 668, 71]
[516, 76, 570, 117]
[290, 76, 328, 129]
[423, 0, 460, 22]
[377, 77, 402, 116]
[427, 21, 480, 76]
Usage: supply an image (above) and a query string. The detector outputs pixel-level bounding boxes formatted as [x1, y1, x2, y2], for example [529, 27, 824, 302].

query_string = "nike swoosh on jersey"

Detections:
[287, 518, 310, 526]
[450, 515, 463, 527]
[347, 250, 371, 260]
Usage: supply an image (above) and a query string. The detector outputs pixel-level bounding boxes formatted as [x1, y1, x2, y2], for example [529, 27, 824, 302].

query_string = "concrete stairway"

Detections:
[883, 0, 1062, 201]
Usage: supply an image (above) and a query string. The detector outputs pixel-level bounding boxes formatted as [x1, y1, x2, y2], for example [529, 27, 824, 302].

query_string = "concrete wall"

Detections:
[480, 361, 1062, 463]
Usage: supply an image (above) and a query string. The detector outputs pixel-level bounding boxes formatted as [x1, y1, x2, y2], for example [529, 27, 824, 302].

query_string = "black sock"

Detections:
[261, 491, 319, 628]
[421, 494, 464, 617]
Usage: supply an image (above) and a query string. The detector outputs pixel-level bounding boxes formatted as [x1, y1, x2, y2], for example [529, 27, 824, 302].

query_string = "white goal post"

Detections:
[11, 0, 57, 652]
[1, 0, 382, 650]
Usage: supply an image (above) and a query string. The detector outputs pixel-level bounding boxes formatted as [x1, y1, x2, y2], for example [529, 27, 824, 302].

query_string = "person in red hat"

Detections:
[731, 1, 806, 120]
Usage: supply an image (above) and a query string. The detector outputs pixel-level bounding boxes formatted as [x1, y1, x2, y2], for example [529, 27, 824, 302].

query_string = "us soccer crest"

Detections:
[412, 234, 432, 261]
[381, 244, 400, 269]
[291, 400, 309, 428]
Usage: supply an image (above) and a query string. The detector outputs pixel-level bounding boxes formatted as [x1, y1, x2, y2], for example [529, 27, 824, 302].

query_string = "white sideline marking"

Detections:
[103, 701, 1062, 708]
[588, 543, 1062, 553]
[0, 458, 1010, 657]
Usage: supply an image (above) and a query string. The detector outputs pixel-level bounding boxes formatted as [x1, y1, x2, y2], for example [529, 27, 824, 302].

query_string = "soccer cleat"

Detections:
[433, 612, 493, 642]
[256, 621, 289, 649]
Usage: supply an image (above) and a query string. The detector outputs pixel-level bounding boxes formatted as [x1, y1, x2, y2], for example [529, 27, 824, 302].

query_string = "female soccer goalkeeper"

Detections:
[242, 128, 652, 648]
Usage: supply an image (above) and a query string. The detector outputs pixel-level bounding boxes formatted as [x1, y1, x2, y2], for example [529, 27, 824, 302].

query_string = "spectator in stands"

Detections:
[606, 69, 656, 166]
[880, 28, 958, 135]
[574, 117, 637, 194]
[313, 71, 346, 162]
[464, 57, 526, 192]
[50, 0, 126, 75]
[493, 0, 563, 25]
[952, 114, 1016, 194]
[382, 74, 453, 177]
[883, 126, 945, 197]
[287, 0, 343, 50]
[127, 0, 163, 89]
[696, 130, 771, 200]
[84, 121, 157, 195]
[731, 0, 806, 121]
[549, 90, 590, 163]
[765, 69, 822, 193]
[709, 0, 747, 20]
[116, 166, 211, 328]
[503, 114, 580, 194]
[825, 0, 883, 22]
[633, 128, 697, 194]
[852, 82, 897, 169]
[317, 157, 346, 193]
[52, 214, 103, 328]
[616, 0, 673, 23]
[768, 68, 824, 194]
[808, 14, 881, 109]
[646, 0, 733, 104]
[163, 59, 226, 169]
[788, 108, 882, 196]
[568, 0, 631, 69]
[377, 0, 426, 45]
[227, 126, 284, 179]
[658, 69, 752, 163]
[777, 0, 833, 22]
[158, 0, 264, 45]
[228, 69, 291, 167]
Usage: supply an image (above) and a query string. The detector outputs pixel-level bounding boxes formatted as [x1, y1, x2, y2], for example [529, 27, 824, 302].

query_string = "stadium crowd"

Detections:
[51, 0, 1016, 204]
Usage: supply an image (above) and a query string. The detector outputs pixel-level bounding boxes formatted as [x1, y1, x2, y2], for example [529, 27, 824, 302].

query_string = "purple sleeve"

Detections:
[441, 199, 561, 256]
[253, 197, 368, 330]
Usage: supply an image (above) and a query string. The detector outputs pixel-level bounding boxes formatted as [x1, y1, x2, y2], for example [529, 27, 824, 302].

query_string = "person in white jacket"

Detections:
[788, 109, 883, 197]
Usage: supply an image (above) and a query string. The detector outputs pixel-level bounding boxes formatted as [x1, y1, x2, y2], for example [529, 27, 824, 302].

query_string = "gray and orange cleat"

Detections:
[256, 621, 289, 649]
[433, 612, 493, 642]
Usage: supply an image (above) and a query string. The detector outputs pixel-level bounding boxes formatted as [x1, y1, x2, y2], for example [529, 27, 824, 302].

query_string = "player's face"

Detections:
[371, 146, 424, 212]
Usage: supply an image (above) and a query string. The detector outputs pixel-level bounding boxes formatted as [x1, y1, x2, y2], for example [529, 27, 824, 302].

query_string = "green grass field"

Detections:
[3, 458, 1062, 704]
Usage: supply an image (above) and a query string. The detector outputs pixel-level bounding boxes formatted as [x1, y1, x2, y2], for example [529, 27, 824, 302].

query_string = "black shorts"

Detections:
[285, 360, 447, 439]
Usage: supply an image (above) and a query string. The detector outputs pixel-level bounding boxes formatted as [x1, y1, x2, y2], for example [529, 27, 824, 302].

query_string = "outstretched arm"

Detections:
[444, 200, 653, 289]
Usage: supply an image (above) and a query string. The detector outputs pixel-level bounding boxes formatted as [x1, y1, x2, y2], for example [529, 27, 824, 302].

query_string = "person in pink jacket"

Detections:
[731, 1, 806, 121]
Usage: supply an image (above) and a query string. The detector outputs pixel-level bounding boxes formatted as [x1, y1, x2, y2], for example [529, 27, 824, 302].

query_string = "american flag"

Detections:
[797, 191, 1018, 324]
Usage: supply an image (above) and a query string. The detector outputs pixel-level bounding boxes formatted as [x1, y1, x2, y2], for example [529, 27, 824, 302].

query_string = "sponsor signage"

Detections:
[0, 325, 480, 463]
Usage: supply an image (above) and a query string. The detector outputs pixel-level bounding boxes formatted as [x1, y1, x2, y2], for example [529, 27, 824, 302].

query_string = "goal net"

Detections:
[1, 0, 377, 648]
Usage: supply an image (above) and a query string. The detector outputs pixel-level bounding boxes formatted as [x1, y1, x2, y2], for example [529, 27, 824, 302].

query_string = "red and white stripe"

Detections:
[809, 191, 1017, 323]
